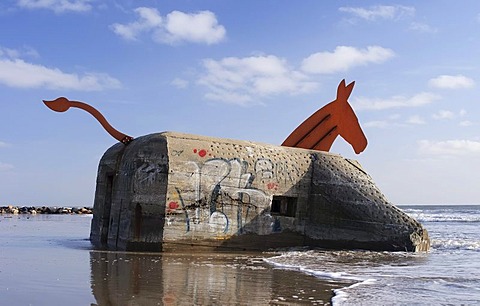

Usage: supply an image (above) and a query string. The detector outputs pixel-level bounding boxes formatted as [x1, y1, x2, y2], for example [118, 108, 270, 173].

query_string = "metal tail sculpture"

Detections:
[282, 79, 367, 154]
[43, 97, 133, 144]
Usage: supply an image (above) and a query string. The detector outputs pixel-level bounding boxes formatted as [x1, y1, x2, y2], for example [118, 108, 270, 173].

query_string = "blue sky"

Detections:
[1, 1, 480, 205]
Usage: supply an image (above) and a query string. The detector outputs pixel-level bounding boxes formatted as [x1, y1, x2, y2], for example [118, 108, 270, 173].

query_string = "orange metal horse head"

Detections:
[282, 79, 367, 154]
[43, 79, 367, 153]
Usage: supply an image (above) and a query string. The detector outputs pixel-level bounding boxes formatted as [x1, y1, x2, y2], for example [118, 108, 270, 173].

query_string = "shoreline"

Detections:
[0, 205, 92, 214]
[1, 214, 346, 305]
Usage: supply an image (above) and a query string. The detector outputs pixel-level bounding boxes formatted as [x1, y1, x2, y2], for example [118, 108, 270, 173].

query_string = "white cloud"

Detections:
[339, 5, 415, 21]
[111, 7, 162, 41]
[418, 139, 480, 156]
[0, 162, 14, 171]
[432, 110, 455, 120]
[0, 46, 39, 59]
[353, 92, 441, 110]
[171, 77, 188, 89]
[301, 46, 395, 74]
[0, 141, 11, 148]
[0, 47, 21, 59]
[111, 8, 226, 45]
[158, 10, 226, 45]
[198, 55, 317, 105]
[0, 51, 121, 91]
[428, 75, 475, 89]
[460, 120, 474, 127]
[16, 0, 92, 13]
[407, 115, 426, 125]
[409, 22, 438, 33]
[364, 120, 389, 128]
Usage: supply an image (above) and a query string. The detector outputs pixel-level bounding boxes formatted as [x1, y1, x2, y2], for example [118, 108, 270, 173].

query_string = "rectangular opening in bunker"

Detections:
[271, 196, 297, 217]
[101, 174, 114, 244]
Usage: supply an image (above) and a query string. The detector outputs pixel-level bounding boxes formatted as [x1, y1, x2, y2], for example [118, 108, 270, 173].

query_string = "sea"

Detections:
[265, 204, 480, 305]
[0, 204, 479, 305]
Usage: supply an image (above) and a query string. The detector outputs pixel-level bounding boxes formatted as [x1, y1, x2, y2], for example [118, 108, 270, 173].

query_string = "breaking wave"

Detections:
[402, 206, 480, 223]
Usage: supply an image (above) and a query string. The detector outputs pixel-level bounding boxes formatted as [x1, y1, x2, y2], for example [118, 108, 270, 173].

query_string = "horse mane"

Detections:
[282, 79, 367, 154]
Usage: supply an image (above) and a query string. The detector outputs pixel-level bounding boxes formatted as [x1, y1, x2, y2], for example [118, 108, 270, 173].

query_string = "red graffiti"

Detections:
[193, 148, 207, 157]
[267, 182, 278, 190]
[168, 201, 179, 209]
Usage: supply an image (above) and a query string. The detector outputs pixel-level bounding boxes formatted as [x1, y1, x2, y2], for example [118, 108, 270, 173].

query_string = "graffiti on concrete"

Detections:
[166, 156, 275, 235]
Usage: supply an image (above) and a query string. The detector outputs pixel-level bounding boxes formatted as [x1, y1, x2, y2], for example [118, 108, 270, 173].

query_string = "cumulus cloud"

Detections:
[409, 22, 438, 33]
[0, 47, 21, 59]
[198, 55, 317, 105]
[460, 120, 474, 127]
[111, 8, 226, 45]
[432, 110, 455, 120]
[171, 77, 188, 89]
[418, 139, 480, 156]
[0, 46, 39, 59]
[16, 0, 92, 13]
[339, 5, 415, 21]
[0, 47, 121, 91]
[111, 7, 162, 41]
[301, 46, 395, 74]
[196, 46, 397, 105]
[407, 115, 426, 125]
[428, 75, 475, 89]
[352, 92, 441, 110]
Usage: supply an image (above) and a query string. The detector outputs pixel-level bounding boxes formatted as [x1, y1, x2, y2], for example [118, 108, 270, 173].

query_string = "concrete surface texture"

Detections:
[90, 132, 429, 252]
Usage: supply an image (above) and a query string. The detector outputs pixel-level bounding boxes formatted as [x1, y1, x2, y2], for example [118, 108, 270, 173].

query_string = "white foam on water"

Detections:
[432, 238, 480, 251]
[403, 207, 480, 223]
[413, 213, 480, 222]
[331, 278, 377, 305]
[263, 253, 367, 282]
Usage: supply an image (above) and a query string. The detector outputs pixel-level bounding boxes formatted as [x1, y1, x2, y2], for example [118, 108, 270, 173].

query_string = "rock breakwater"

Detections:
[0, 205, 93, 215]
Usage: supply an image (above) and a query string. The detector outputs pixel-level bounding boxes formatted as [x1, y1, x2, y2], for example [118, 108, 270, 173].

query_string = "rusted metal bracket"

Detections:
[43, 97, 133, 145]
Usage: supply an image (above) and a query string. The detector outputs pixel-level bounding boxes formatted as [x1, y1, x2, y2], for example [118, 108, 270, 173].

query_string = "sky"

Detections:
[1, 0, 480, 206]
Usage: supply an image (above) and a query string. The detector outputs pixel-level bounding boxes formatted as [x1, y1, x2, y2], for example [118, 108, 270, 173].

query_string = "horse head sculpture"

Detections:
[281, 79, 367, 154]
[44, 79, 367, 154]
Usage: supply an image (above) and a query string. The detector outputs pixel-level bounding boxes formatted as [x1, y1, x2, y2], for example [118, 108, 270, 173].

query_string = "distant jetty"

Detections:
[0, 205, 92, 215]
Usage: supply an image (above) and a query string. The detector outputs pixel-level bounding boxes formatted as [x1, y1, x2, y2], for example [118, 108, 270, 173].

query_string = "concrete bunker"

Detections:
[90, 132, 430, 252]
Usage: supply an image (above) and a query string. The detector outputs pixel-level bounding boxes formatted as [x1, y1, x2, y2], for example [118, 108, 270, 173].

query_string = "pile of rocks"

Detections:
[0, 205, 93, 215]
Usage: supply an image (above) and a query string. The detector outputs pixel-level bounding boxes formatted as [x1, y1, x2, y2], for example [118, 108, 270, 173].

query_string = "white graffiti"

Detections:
[172, 158, 271, 233]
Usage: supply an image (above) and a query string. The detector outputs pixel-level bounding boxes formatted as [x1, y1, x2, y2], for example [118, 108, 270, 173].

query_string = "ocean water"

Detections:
[0, 205, 479, 305]
[265, 204, 480, 305]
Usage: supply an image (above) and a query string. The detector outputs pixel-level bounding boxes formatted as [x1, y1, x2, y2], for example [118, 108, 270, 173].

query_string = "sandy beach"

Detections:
[91, 251, 347, 305]
[0, 214, 349, 305]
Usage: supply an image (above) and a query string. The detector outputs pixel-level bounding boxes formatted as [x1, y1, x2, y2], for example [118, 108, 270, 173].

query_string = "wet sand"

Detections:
[0, 214, 348, 305]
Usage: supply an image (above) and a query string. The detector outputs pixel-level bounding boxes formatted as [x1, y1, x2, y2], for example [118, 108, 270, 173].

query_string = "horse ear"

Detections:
[337, 79, 355, 103]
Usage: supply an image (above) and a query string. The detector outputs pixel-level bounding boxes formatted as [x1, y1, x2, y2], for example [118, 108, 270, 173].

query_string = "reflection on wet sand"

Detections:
[90, 251, 340, 305]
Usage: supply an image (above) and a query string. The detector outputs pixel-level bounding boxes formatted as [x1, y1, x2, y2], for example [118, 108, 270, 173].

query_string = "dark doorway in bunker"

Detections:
[101, 174, 114, 244]
[271, 196, 298, 217]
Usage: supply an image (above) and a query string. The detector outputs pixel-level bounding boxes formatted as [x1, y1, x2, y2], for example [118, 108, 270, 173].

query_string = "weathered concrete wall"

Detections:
[305, 154, 429, 251]
[90, 135, 168, 251]
[90, 132, 429, 252]
[163, 132, 312, 249]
